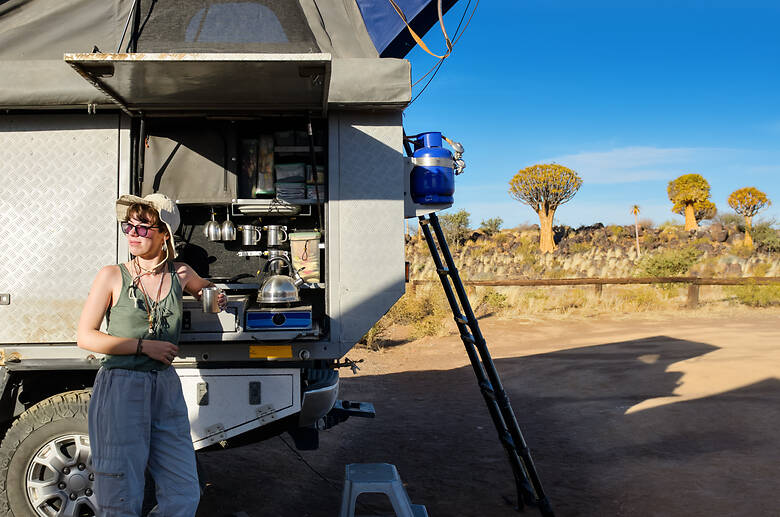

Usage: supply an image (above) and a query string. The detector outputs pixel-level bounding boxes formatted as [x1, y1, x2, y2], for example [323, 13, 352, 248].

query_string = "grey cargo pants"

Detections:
[88, 367, 200, 517]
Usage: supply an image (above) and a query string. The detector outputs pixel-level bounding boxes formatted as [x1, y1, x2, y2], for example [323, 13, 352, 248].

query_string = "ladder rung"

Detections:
[436, 267, 450, 276]
[479, 381, 496, 400]
[499, 431, 515, 449]
[460, 332, 475, 345]
[453, 314, 468, 325]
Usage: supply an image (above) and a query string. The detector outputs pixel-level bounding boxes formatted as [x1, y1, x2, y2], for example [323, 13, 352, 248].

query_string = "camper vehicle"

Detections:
[0, 1, 459, 515]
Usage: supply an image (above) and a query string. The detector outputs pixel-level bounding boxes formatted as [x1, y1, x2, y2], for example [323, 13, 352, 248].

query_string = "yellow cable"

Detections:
[387, 0, 451, 59]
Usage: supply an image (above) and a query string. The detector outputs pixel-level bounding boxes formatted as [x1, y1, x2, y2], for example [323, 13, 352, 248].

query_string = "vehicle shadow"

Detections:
[196, 335, 780, 517]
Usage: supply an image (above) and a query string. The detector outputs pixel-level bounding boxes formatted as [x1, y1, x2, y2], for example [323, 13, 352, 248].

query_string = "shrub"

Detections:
[727, 282, 780, 307]
[751, 262, 771, 277]
[638, 246, 703, 277]
[411, 315, 443, 339]
[439, 209, 471, 243]
[557, 288, 587, 310]
[617, 286, 662, 310]
[385, 288, 450, 339]
[751, 222, 780, 252]
[638, 218, 655, 229]
[358, 320, 387, 351]
[568, 241, 592, 254]
[716, 213, 745, 231]
[493, 232, 511, 245]
[731, 244, 753, 259]
[480, 288, 507, 311]
[607, 225, 626, 238]
[479, 217, 504, 236]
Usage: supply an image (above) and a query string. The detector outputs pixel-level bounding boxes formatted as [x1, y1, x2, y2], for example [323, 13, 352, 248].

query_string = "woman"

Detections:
[77, 193, 225, 517]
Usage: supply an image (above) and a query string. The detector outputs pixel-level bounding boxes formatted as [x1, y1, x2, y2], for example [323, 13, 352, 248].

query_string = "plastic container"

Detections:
[290, 231, 321, 283]
[275, 162, 306, 183]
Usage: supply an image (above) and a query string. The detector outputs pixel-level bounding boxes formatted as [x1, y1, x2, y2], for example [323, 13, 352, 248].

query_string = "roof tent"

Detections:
[355, 0, 458, 58]
[0, 0, 450, 110]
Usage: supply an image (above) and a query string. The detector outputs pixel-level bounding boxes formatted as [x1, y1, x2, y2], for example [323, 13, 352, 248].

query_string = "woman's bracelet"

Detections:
[135, 337, 143, 356]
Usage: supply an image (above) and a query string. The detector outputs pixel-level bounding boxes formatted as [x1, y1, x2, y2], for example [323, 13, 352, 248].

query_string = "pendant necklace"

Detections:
[134, 258, 165, 334]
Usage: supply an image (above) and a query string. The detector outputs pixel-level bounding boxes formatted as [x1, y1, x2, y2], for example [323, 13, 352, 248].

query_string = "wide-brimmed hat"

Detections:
[116, 193, 180, 258]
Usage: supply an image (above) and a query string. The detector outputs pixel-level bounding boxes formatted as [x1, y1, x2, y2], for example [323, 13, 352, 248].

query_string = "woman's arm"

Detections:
[76, 266, 178, 364]
[177, 262, 227, 309]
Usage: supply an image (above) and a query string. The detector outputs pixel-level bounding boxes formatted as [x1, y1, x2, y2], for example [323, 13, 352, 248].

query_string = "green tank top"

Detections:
[102, 262, 183, 371]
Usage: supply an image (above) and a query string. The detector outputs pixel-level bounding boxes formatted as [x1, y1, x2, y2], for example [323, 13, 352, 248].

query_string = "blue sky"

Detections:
[401, 2, 780, 229]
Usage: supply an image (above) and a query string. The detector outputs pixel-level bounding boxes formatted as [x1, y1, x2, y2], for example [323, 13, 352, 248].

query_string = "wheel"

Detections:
[0, 390, 97, 517]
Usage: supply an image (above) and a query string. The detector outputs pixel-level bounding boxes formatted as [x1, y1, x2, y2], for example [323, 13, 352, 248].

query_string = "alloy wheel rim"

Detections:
[26, 433, 96, 517]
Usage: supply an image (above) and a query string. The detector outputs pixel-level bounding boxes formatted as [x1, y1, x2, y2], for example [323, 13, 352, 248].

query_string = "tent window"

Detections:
[185, 3, 289, 44]
[137, 0, 317, 53]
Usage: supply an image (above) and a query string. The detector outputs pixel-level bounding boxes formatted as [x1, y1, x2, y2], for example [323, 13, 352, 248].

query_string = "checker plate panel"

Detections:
[0, 115, 120, 344]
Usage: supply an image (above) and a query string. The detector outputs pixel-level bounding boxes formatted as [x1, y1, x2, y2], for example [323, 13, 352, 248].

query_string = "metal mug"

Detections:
[202, 286, 221, 313]
[263, 225, 288, 247]
[266, 249, 288, 274]
[239, 225, 262, 246]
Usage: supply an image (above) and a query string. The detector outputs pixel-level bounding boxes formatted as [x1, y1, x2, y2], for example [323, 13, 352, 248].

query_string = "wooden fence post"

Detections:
[594, 284, 603, 297]
[687, 283, 700, 309]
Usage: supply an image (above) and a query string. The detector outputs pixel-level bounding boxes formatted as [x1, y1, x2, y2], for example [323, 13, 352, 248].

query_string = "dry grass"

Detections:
[358, 281, 780, 349]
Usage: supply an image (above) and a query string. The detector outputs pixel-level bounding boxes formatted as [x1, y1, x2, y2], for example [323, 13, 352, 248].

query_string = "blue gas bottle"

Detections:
[410, 132, 455, 204]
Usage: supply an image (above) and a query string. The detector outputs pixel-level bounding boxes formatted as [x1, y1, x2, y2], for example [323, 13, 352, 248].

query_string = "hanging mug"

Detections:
[263, 225, 288, 247]
[239, 225, 262, 246]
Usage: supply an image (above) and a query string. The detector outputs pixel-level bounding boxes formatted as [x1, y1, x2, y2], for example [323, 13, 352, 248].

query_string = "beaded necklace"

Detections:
[133, 258, 166, 334]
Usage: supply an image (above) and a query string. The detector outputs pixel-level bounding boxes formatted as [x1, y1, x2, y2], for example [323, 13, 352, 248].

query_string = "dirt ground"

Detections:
[196, 308, 780, 516]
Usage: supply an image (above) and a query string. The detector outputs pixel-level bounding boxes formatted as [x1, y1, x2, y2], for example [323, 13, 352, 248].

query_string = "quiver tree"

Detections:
[509, 164, 582, 253]
[632, 205, 641, 257]
[667, 174, 716, 230]
[727, 187, 771, 247]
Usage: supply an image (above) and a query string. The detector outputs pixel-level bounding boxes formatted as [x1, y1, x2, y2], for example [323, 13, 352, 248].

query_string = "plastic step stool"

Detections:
[339, 463, 427, 517]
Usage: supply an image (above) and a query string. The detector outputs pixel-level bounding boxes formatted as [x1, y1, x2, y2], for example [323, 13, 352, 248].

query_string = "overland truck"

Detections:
[0, 1, 459, 515]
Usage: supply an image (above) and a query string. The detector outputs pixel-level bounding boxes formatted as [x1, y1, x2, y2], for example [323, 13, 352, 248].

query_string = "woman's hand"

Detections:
[141, 339, 179, 365]
[177, 262, 228, 311]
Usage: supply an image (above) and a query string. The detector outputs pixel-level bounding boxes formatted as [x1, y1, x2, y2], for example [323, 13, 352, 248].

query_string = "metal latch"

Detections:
[196, 382, 209, 405]
[249, 381, 261, 405]
[0, 294, 9, 305]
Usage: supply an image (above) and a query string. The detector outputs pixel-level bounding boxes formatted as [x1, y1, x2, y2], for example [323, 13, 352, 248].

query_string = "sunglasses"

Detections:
[121, 222, 161, 238]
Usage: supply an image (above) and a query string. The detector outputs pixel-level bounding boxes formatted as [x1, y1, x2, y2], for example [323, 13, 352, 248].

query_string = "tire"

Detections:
[0, 390, 96, 517]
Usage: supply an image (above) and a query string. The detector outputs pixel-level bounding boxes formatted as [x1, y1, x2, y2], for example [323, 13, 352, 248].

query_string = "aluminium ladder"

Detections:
[418, 213, 554, 516]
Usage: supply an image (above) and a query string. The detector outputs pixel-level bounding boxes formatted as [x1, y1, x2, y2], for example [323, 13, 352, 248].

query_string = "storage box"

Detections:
[290, 231, 321, 283]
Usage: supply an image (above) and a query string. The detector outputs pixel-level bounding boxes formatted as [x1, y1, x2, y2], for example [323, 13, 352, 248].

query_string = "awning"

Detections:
[64, 52, 331, 114]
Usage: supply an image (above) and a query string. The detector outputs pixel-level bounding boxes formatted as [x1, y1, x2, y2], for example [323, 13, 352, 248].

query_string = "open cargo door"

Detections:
[65, 52, 331, 114]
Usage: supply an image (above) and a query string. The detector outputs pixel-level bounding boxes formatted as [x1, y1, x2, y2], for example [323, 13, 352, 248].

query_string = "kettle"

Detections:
[220, 208, 236, 241]
[258, 256, 304, 304]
